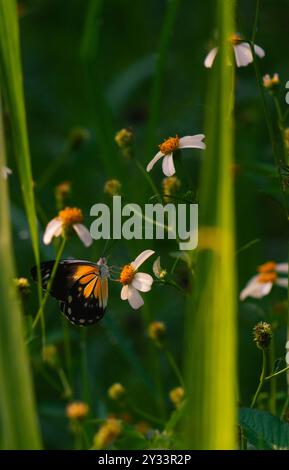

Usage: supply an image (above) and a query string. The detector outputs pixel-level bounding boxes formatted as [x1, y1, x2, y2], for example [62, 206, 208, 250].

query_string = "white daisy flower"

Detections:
[240, 261, 288, 301]
[119, 249, 155, 309]
[146, 134, 206, 177]
[2, 166, 12, 179]
[204, 34, 265, 68]
[43, 207, 93, 247]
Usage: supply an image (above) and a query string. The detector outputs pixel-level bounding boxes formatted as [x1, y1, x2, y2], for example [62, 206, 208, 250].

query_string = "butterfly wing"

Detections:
[31, 260, 109, 326]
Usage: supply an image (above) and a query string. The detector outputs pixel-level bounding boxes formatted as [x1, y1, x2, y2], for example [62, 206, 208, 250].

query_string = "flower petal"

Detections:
[121, 284, 129, 300]
[73, 224, 93, 247]
[240, 275, 273, 300]
[146, 151, 164, 172]
[132, 272, 153, 292]
[179, 135, 206, 150]
[276, 263, 288, 273]
[162, 153, 175, 177]
[131, 249, 155, 270]
[233, 44, 253, 67]
[127, 286, 144, 309]
[204, 47, 218, 68]
[276, 278, 288, 288]
[2, 166, 12, 179]
[43, 218, 63, 245]
[254, 44, 265, 58]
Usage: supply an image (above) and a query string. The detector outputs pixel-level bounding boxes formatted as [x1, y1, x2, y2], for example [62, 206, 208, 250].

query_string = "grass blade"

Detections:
[0, 97, 41, 450]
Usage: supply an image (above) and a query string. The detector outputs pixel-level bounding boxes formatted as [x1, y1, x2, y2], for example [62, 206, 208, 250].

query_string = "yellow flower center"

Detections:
[230, 33, 242, 45]
[258, 261, 276, 273]
[58, 207, 83, 226]
[120, 264, 135, 285]
[159, 135, 180, 155]
[258, 272, 277, 284]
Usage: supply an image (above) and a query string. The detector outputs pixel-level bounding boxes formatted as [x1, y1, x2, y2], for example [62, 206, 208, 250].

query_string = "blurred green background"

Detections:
[5, 0, 289, 448]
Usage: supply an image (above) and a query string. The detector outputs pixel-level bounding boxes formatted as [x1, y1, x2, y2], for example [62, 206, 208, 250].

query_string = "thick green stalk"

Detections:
[0, 97, 41, 450]
[183, 0, 237, 449]
[0, 0, 42, 305]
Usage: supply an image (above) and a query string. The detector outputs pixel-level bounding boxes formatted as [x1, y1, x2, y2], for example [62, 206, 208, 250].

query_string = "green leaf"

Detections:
[0, 96, 41, 449]
[0, 0, 41, 272]
[240, 408, 289, 450]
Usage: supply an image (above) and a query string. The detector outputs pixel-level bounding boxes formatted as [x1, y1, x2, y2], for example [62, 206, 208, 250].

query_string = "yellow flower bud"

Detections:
[104, 179, 122, 197]
[107, 383, 126, 401]
[93, 418, 122, 450]
[169, 387, 185, 408]
[147, 321, 166, 347]
[66, 401, 89, 420]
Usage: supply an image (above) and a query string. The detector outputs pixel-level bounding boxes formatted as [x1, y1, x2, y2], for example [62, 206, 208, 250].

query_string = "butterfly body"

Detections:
[31, 258, 109, 326]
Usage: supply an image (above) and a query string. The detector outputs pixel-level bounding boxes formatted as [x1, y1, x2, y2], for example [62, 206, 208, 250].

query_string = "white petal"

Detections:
[276, 278, 288, 288]
[233, 44, 253, 67]
[73, 224, 93, 247]
[131, 249, 155, 270]
[132, 272, 153, 292]
[204, 47, 218, 68]
[162, 153, 175, 177]
[179, 135, 206, 150]
[127, 286, 144, 310]
[2, 166, 12, 179]
[43, 218, 62, 245]
[276, 263, 288, 273]
[239, 275, 272, 300]
[121, 284, 129, 300]
[146, 151, 164, 172]
[254, 44, 265, 58]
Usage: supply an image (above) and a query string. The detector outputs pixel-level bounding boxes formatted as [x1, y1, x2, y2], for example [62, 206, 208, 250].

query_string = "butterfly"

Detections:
[31, 257, 109, 326]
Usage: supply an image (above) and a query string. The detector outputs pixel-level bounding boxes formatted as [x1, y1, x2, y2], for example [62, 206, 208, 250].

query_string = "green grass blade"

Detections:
[0, 0, 41, 282]
[145, 0, 181, 159]
[183, 0, 237, 449]
[0, 97, 41, 450]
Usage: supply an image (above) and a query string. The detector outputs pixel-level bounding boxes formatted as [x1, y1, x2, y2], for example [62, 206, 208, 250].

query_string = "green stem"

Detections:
[273, 96, 288, 165]
[80, 329, 90, 405]
[32, 237, 66, 330]
[145, 0, 180, 158]
[250, 43, 289, 218]
[250, 349, 266, 409]
[62, 319, 73, 395]
[265, 365, 289, 381]
[268, 335, 276, 414]
[129, 403, 165, 426]
[135, 159, 162, 203]
[281, 395, 289, 420]
[36, 145, 70, 191]
[57, 367, 72, 399]
[165, 348, 185, 389]
[251, 0, 260, 45]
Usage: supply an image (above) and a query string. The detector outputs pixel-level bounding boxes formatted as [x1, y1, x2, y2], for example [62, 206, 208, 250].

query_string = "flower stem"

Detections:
[265, 365, 289, 381]
[56, 367, 72, 399]
[80, 328, 90, 406]
[164, 348, 185, 389]
[129, 403, 165, 426]
[145, 0, 180, 158]
[135, 159, 162, 203]
[32, 237, 66, 330]
[268, 334, 276, 414]
[250, 44, 289, 218]
[251, 0, 261, 44]
[250, 348, 266, 409]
